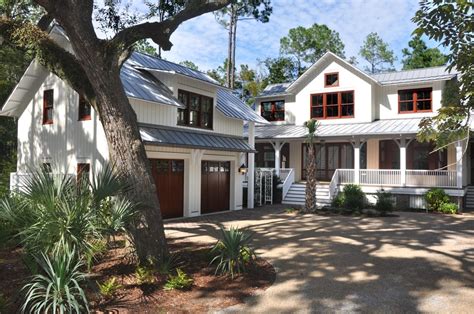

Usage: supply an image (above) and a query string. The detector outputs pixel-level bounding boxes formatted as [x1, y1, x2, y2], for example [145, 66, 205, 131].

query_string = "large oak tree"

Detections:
[0, 0, 233, 263]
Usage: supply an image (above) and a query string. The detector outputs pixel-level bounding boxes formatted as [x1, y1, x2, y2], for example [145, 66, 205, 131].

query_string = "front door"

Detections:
[201, 161, 230, 214]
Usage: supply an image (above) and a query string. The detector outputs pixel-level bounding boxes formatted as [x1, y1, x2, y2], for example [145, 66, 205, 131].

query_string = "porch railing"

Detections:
[360, 169, 401, 186]
[282, 168, 295, 200]
[405, 170, 457, 188]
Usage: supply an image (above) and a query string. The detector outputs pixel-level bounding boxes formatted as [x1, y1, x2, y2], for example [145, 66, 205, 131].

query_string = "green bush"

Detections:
[331, 192, 345, 208]
[210, 227, 256, 279]
[424, 188, 450, 212]
[164, 268, 193, 291]
[135, 265, 156, 285]
[342, 184, 366, 210]
[375, 191, 393, 213]
[439, 202, 458, 214]
[158, 253, 182, 275]
[97, 277, 123, 299]
[22, 249, 88, 313]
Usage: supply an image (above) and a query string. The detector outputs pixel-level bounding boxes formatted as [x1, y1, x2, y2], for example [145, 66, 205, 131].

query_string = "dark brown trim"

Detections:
[310, 90, 355, 120]
[260, 99, 285, 122]
[398, 88, 433, 114]
[177, 89, 213, 130]
[324, 72, 339, 88]
[42, 89, 54, 125]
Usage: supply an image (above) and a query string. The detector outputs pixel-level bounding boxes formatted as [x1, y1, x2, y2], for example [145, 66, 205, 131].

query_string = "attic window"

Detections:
[78, 95, 92, 121]
[42, 89, 54, 125]
[261, 100, 285, 122]
[177, 89, 213, 129]
[325, 73, 339, 87]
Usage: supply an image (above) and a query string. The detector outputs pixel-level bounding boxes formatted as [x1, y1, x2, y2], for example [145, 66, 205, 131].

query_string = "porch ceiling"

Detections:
[247, 118, 424, 140]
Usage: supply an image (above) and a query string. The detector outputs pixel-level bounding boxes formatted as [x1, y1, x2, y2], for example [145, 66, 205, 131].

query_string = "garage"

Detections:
[201, 161, 230, 214]
[150, 159, 184, 219]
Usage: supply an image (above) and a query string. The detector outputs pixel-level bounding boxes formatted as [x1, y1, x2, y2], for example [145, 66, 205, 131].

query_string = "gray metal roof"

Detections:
[371, 66, 457, 85]
[140, 124, 255, 152]
[248, 118, 424, 140]
[127, 52, 220, 86]
[259, 82, 292, 97]
[216, 89, 268, 124]
[120, 63, 183, 107]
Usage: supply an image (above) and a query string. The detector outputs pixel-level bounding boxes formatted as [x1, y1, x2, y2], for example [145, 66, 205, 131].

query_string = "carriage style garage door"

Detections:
[150, 159, 184, 219]
[201, 161, 230, 214]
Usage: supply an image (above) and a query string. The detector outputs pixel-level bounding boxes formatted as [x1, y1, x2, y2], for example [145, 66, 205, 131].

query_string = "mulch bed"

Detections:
[0, 241, 276, 313]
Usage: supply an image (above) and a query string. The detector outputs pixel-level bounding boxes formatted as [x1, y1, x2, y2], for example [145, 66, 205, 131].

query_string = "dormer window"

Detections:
[177, 89, 213, 129]
[398, 88, 432, 113]
[261, 100, 285, 122]
[325, 72, 339, 87]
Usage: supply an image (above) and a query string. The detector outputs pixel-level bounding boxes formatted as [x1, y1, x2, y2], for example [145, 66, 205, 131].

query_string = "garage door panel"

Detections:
[201, 161, 230, 214]
[150, 159, 184, 219]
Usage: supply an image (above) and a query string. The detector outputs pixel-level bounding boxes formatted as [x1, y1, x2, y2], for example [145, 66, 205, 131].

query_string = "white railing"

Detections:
[329, 169, 339, 200]
[337, 169, 355, 184]
[282, 168, 295, 200]
[406, 170, 457, 188]
[279, 168, 292, 183]
[360, 169, 402, 186]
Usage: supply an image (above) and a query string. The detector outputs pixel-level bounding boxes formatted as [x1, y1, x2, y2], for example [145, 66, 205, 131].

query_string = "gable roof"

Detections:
[216, 89, 268, 124]
[371, 66, 457, 85]
[259, 82, 292, 98]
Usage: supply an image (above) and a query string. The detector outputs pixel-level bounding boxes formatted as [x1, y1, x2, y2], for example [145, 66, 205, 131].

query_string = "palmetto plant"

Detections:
[210, 227, 256, 279]
[22, 249, 88, 314]
[303, 119, 320, 213]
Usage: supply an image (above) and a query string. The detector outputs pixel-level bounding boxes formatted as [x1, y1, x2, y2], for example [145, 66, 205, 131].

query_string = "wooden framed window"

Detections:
[77, 163, 90, 183]
[310, 91, 354, 119]
[324, 72, 339, 87]
[78, 95, 92, 121]
[177, 89, 213, 129]
[398, 88, 432, 113]
[261, 100, 285, 122]
[42, 89, 54, 124]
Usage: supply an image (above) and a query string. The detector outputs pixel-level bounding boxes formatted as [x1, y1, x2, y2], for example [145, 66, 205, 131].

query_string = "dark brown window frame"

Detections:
[324, 72, 339, 87]
[78, 95, 92, 121]
[310, 90, 355, 120]
[260, 100, 285, 122]
[398, 88, 433, 113]
[177, 89, 213, 130]
[42, 89, 54, 125]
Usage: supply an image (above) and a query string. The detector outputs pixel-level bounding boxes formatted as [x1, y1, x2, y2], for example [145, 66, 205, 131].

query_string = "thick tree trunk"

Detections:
[304, 143, 317, 213]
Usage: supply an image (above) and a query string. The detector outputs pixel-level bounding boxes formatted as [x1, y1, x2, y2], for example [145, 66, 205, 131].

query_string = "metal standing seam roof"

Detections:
[246, 118, 424, 140]
[371, 67, 457, 85]
[259, 82, 292, 97]
[140, 125, 256, 153]
[216, 89, 269, 124]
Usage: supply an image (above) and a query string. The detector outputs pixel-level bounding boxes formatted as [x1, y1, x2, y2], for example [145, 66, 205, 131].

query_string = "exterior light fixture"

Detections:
[238, 164, 248, 174]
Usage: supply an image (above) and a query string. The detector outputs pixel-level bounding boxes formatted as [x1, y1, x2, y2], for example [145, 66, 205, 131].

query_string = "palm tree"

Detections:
[303, 119, 319, 212]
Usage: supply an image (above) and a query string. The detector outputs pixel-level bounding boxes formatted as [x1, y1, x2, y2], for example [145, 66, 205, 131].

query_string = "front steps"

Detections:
[465, 186, 474, 211]
[282, 182, 331, 207]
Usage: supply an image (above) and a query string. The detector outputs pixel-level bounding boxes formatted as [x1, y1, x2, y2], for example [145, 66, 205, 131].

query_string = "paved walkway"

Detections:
[164, 207, 474, 313]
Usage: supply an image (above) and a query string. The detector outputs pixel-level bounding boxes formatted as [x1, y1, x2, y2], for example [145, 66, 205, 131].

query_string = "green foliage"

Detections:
[179, 60, 199, 71]
[359, 32, 396, 73]
[424, 188, 450, 212]
[374, 191, 393, 213]
[438, 202, 458, 214]
[331, 192, 345, 208]
[135, 265, 156, 285]
[164, 268, 193, 291]
[85, 240, 108, 271]
[97, 277, 123, 298]
[157, 253, 182, 275]
[280, 23, 345, 74]
[133, 39, 158, 57]
[401, 35, 447, 70]
[210, 227, 256, 279]
[342, 184, 366, 210]
[0, 293, 8, 313]
[22, 249, 88, 314]
[262, 56, 298, 84]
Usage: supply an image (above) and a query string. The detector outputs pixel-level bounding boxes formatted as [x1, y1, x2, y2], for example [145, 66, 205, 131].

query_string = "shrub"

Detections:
[135, 265, 156, 285]
[164, 269, 193, 291]
[342, 184, 366, 210]
[158, 253, 182, 275]
[85, 240, 108, 271]
[331, 192, 345, 208]
[424, 188, 450, 212]
[375, 191, 393, 213]
[210, 227, 256, 279]
[439, 202, 458, 214]
[22, 249, 88, 313]
[97, 277, 123, 299]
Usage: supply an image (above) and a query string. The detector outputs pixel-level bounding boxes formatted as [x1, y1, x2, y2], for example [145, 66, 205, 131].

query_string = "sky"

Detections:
[156, 0, 436, 73]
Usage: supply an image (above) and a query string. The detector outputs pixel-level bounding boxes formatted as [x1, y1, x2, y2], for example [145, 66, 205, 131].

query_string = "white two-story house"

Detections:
[251, 52, 471, 210]
[0, 26, 267, 219]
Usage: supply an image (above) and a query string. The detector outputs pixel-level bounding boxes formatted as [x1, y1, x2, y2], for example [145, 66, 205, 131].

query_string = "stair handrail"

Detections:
[282, 168, 295, 200]
[328, 169, 339, 202]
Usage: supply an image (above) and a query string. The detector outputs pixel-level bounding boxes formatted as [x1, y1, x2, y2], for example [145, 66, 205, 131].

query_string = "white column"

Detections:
[354, 145, 360, 184]
[400, 138, 406, 186]
[272, 141, 283, 177]
[247, 122, 255, 209]
[189, 149, 204, 217]
[456, 140, 463, 189]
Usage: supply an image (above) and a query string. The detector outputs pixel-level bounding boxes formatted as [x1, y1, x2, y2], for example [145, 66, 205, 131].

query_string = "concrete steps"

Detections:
[282, 182, 331, 207]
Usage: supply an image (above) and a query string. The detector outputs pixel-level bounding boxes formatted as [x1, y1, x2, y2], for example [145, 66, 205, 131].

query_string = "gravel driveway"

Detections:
[164, 207, 474, 313]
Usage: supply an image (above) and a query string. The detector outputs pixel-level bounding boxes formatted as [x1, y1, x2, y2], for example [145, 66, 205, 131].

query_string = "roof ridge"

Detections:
[370, 65, 449, 76]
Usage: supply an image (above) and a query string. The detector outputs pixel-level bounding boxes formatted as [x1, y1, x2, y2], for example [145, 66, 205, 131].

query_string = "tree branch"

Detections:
[112, 0, 231, 52]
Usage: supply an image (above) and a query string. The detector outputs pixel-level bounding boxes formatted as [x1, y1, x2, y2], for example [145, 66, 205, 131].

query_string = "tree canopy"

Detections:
[359, 32, 396, 74]
[401, 35, 447, 70]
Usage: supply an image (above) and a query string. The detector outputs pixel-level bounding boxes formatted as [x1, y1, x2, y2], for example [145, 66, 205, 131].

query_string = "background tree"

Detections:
[134, 39, 159, 56]
[413, 0, 473, 150]
[0, 0, 233, 263]
[359, 32, 396, 73]
[207, 59, 228, 85]
[261, 56, 298, 84]
[280, 24, 345, 75]
[303, 119, 319, 213]
[401, 35, 447, 70]
[214, 0, 272, 89]
[238, 64, 267, 105]
[179, 60, 200, 71]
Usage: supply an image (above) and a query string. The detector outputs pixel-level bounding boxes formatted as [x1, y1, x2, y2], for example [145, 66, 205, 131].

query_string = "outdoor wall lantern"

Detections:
[238, 164, 248, 174]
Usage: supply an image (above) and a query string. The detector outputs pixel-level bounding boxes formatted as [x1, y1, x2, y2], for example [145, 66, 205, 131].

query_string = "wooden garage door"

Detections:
[150, 159, 184, 219]
[201, 161, 230, 214]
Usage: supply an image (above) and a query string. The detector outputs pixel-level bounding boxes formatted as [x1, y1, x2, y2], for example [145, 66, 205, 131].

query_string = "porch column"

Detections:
[247, 122, 255, 209]
[456, 140, 463, 189]
[400, 138, 406, 186]
[353, 139, 361, 184]
[271, 141, 284, 176]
